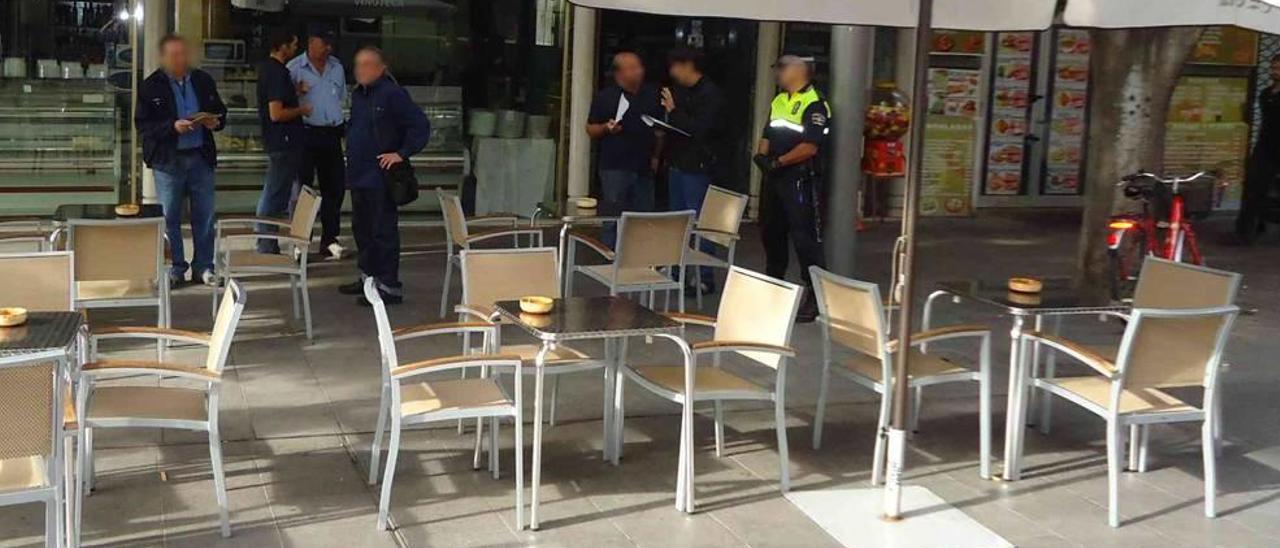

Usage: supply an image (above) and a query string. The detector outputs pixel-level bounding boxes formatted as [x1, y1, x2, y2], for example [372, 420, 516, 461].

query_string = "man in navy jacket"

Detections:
[136, 34, 227, 286]
[338, 46, 430, 305]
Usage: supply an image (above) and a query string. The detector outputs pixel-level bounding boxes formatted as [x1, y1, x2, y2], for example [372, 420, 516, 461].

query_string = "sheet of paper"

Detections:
[615, 94, 629, 121]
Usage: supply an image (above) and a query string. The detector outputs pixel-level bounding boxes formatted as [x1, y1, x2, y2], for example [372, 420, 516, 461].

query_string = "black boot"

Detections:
[795, 290, 819, 323]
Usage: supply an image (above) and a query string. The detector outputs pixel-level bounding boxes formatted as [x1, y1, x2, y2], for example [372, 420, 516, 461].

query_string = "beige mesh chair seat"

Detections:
[364, 278, 526, 530]
[1016, 258, 1242, 528]
[437, 190, 542, 317]
[685, 186, 749, 309]
[66, 217, 170, 360]
[616, 267, 802, 512]
[567, 210, 695, 314]
[0, 350, 71, 548]
[213, 186, 322, 341]
[808, 267, 993, 484]
[76, 281, 247, 539]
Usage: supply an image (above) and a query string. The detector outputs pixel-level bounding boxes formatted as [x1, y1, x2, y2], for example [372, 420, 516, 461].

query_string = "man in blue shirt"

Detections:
[255, 28, 311, 254]
[288, 30, 347, 260]
[338, 46, 430, 305]
[136, 34, 227, 286]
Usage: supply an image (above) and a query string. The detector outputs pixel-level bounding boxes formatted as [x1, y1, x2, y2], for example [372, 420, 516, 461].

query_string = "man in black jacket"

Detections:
[136, 34, 227, 286]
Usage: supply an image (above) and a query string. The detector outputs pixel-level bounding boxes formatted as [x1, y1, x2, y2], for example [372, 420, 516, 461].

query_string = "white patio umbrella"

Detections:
[1064, 0, 1280, 35]
[569, 0, 1056, 519]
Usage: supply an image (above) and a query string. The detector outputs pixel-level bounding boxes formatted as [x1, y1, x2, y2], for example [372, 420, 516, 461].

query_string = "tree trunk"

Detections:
[1076, 27, 1203, 298]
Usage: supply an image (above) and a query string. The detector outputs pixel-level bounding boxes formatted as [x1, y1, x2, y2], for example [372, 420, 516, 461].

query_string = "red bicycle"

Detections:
[1106, 171, 1222, 300]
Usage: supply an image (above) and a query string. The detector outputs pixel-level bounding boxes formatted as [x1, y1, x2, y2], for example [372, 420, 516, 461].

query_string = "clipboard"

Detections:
[640, 114, 691, 138]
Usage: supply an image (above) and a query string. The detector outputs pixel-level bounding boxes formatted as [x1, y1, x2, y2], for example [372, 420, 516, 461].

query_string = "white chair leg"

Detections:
[978, 336, 993, 480]
[83, 428, 94, 494]
[1128, 424, 1141, 472]
[209, 428, 232, 538]
[548, 376, 560, 426]
[514, 407, 525, 529]
[377, 418, 402, 531]
[870, 387, 891, 486]
[1138, 426, 1150, 473]
[45, 494, 56, 548]
[909, 386, 923, 433]
[300, 273, 313, 341]
[472, 417, 485, 470]
[775, 397, 790, 493]
[369, 386, 389, 484]
[612, 366, 626, 465]
[64, 435, 76, 548]
[811, 364, 831, 450]
[289, 275, 301, 320]
[1203, 417, 1217, 518]
[675, 401, 688, 512]
[457, 366, 470, 435]
[1213, 395, 1223, 458]
[439, 255, 453, 318]
[489, 416, 500, 480]
[1107, 421, 1124, 528]
[75, 424, 87, 542]
[714, 401, 725, 458]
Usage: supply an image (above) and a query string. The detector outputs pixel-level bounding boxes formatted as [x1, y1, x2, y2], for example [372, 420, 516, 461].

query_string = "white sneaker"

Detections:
[326, 242, 346, 261]
[201, 270, 218, 287]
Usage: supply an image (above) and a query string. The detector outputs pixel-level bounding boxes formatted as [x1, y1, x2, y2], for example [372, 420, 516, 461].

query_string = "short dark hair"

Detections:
[266, 27, 297, 53]
[157, 34, 185, 53]
[667, 46, 705, 72]
[309, 29, 336, 46]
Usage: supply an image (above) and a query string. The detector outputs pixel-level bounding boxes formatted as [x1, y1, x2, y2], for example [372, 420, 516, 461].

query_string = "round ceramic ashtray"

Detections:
[114, 203, 141, 217]
[519, 296, 554, 315]
[0, 307, 28, 327]
[574, 197, 598, 210]
[1007, 277, 1043, 294]
[1007, 291, 1042, 307]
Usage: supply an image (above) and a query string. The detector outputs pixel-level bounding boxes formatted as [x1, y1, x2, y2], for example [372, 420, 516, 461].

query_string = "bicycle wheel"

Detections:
[1108, 226, 1148, 302]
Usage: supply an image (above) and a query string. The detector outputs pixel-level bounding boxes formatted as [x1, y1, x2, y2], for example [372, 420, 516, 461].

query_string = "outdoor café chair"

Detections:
[0, 219, 54, 251]
[66, 217, 170, 360]
[808, 266, 993, 483]
[1016, 261, 1241, 527]
[76, 280, 246, 538]
[615, 266, 801, 506]
[212, 185, 321, 340]
[0, 350, 71, 548]
[682, 185, 749, 308]
[0, 251, 82, 547]
[437, 190, 543, 317]
[363, 278, 525, 530]
[566, 210, 695, 314]
[458, 247, 611, 437]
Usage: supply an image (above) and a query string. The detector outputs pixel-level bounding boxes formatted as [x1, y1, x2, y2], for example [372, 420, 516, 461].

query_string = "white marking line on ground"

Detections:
[785, 486, 1012, 548]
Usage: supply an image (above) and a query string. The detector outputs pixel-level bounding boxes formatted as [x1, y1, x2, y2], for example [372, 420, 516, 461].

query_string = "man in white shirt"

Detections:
[288, 30, 347, 259]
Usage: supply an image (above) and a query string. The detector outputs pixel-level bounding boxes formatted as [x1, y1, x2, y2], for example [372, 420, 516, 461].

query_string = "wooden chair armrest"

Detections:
[693, 227, 741, 241]
[221, 233, 310, 247]
[82, 359, 220, 381]
[567, 229, 615, 261]
[1023, 331, 1117, 378]
[454, 304, 500, 322]
[392, 321, 496, 341]
[391, 354, 522, 379]
[467, 213, 520, 226]
[217, 216, 291, 228]
[887, 324, 991, 351]
[691, 340, 797, 358]
[92, 326, 211, 346]
[464, 227, 543, 245]
[663, 312, 717, 328]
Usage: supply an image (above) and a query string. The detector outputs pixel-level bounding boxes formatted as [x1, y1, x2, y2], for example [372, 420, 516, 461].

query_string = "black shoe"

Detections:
[338, 279, 364, 295]
[358, 292, 403, 307]
[795, 291, 819, 323]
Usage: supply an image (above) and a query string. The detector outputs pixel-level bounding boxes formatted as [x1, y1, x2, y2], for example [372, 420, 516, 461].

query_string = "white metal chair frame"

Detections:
[0, 349, 71, 548]
[684, 185, 749, 309]
[212, 186, 322, 340]
[456, 247, 613, 436]
[807, 267, 994, 483]
[363, 278, 526, 530]
[567, 210, 696, 314]
[437, 190, 544, 317]
[66, 217, 170, 359]
[76, 281, 247, 539]
[1016, 304, 1239, 527]
[614, 267, 802, 512]
[0, 219, 56, 251]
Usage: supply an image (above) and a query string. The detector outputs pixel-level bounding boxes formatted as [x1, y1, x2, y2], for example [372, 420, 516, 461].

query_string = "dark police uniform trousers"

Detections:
[761, 85, 830, 289]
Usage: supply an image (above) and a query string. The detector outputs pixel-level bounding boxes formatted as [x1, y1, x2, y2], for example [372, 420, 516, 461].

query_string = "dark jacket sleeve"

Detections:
[667, 85, 721, 141]
[198, 71, 229, 132]
[135, 77, 177, 148]
[391, 86, 431, 159]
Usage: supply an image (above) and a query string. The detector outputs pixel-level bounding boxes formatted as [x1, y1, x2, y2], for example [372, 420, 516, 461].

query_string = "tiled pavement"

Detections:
[3, 211, 1280, 547]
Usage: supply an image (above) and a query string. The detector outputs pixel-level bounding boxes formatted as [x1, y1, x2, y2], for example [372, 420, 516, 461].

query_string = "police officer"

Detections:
[754, 55, 830, 322]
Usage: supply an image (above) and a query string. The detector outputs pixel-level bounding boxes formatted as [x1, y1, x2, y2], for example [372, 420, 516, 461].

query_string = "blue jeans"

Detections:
[598, 169, 655, 249]
[256, 148, 302, 253]
[154, 152, 216, 278]
[669, 168, 715, 286]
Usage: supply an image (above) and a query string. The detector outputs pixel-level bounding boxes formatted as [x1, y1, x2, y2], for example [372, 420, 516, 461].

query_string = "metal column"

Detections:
[747, 22, 781, 219]
[565, 6, 598, 201]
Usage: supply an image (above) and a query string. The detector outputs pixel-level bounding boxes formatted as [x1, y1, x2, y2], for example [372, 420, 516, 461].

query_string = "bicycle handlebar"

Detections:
[1118, 171, 1217, 186]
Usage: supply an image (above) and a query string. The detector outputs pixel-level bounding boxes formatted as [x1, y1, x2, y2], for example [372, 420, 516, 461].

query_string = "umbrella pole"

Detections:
[884, 0, 934, 520]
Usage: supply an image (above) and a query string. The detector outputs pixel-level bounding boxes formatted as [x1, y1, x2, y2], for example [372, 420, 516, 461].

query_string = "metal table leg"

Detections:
[529, 342, 552, 530]
[1002, 315, 1026, 481]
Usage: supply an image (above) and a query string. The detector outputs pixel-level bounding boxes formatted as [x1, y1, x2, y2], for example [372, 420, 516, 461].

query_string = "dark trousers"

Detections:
[300, 126, 346, 248]
[598, 169, 655, 248]
[1236, 152, 1279, 239]
[669, 168, 715, 286]
[351, 185, 402, 294]
[761, 170, 826, 289]
[256, 148, 302, 254]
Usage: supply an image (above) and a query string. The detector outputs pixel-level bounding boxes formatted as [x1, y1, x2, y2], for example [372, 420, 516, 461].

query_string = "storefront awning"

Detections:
[1064, 0, 1280, 35]
[567, 0, 1055, 31]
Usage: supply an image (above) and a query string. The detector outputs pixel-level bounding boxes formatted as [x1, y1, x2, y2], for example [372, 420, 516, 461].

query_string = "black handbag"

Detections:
[385, 160, 419, 206]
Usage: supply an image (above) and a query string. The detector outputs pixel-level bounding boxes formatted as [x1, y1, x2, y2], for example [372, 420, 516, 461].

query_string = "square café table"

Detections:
[0, 311, 84, 359]
[495, 295, 688, 530]
[923, 278, 1128, 481]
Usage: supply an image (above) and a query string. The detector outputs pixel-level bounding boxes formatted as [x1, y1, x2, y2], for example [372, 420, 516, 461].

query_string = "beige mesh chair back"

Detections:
[461, 247, 561, 314]
[438, 190, 470, 247]
[1118, 308, 1236, 391]
[1132, 257, 1241, 310]
[615, 211, 695, 271]
[67, 218, 162, 284]
[207, 281, 248, 374]
[0, 351, 65, 546]
[811, 268, 888, 360]
[290, 186, 322, 242]
[1128, 258, 1241, 389]
[0, 251, 73, 312]
[715, 267, 804, 368]
[697, 186, 749, 247]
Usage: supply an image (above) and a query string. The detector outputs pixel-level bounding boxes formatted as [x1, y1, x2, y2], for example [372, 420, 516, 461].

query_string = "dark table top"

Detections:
[0, 311, 83, 357]
[495, 296, 680, 342]
[936, 278, 1128, 316]
[54, 203, 164, 222]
